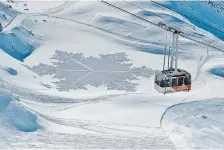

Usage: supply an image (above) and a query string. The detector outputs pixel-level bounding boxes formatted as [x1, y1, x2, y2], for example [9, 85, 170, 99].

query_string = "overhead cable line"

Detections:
[151, 1, 224, 35]
[124, 0, 224, 47]
[100, 0, 224, 52]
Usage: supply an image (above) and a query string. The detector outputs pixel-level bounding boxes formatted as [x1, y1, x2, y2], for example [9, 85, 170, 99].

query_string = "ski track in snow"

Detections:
[2, 1, 78, 32]
[159, 51, 220, 148]
[159, 52, 224, 148]
[0, 72, 177, 148]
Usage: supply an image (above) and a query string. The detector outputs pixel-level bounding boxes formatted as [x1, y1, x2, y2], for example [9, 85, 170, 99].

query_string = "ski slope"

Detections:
[0, 0, 224, 149]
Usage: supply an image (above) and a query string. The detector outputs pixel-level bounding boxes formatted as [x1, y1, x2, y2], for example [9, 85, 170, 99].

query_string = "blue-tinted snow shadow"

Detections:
[132, 44, 165, 55]
[137, 10, 184, 24]
[3, 67, 17, 75]
[121, 41, 196, 60]
[96, 15, 196, 60]
[97, 16, 161, 45]
[0, 27, 39, 61]
[0, 93, 40, 132]
[210, 67, 224, 78]
[82, 17, 196, 60]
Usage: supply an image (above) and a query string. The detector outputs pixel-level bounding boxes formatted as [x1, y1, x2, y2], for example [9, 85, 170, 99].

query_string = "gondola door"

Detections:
[171, 76, 186, 91]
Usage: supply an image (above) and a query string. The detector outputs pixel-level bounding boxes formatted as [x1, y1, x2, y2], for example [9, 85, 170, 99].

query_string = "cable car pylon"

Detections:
[154, 31, 191, 94]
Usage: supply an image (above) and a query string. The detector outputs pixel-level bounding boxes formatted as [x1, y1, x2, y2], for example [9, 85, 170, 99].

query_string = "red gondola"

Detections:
[154, 31, 191, 94]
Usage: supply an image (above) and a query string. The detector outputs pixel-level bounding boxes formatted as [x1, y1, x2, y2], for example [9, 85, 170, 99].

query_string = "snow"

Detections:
[161, 98, 224, 149]
[210, 66, 224, 78]
[4, 67, 17, 75]
[0, 64, 17, 75]
[0, 0, 224, 149]
[0, 93, 40, 133]
[161, 1, 224, 40]
[1, 1, 67, 14]
[0, 26, 39, 61]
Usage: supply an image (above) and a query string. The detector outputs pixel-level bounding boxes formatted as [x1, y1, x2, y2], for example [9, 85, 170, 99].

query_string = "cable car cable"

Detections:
[163, 45, 167, 71]
[167, 47, 171, 69]
[151, 0, 224, 35]
[122, 0, 224, 48]
[100, 0, 224, 52]
[123, 0, 165, 20]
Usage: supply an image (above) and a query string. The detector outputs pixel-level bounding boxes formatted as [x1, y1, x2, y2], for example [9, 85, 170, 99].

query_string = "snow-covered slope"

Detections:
[0, 0, 224, 149]
[162, 98, 224, 149]
[161, 1, 224, 40]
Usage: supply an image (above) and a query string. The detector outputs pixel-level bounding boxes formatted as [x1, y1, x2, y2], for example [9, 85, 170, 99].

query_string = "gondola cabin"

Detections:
[154, 68, 191, 94]
[154, 31, 192, 94]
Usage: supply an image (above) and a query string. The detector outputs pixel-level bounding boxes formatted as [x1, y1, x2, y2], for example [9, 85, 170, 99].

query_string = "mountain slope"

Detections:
[161, 1, 224, 40]
[0, 1, 224, 149]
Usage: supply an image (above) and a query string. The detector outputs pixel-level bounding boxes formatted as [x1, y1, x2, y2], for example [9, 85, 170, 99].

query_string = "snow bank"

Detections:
[0, 26, 39, 61]
[0, 93, 40, 132]
[161, 98, 224, 149]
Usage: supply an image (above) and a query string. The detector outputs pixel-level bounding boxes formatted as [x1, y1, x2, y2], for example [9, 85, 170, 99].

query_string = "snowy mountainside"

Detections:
[0, 26, 39, 61]
[0, 0, 224, 149]
[0, 2, 17, 27]
[160, 1, 224, 40]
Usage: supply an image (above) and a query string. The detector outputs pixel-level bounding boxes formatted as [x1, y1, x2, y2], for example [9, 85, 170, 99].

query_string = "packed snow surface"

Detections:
[0, 0, 224, 149]
[162, 98, 224, 149]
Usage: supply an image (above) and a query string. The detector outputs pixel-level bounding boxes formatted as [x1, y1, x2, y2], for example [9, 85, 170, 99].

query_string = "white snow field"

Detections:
[0, 0, 224, 149]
